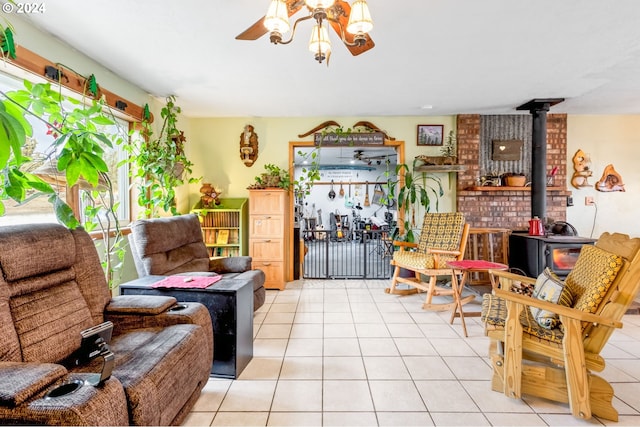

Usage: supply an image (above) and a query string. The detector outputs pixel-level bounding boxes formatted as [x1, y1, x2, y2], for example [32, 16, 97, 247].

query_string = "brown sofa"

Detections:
[128, 213, 266, 311]
[0, 223, 213, 426]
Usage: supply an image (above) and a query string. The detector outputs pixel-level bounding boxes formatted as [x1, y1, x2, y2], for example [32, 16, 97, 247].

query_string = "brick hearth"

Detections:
[456, 114, 570, 231]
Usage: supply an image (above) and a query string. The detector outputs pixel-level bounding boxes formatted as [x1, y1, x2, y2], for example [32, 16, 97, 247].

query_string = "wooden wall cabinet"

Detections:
[191, 198, 248, 258]
[249, 189, 289, 290]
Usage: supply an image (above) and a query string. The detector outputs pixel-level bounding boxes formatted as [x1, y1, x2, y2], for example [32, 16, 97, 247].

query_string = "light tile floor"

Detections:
[184, 279, 640, 426]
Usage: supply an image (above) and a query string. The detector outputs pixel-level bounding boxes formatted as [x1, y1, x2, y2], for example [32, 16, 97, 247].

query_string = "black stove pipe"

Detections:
[516, 98, 564, 222]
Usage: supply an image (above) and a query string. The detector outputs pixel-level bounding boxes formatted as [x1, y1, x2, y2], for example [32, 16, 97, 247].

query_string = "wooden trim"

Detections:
[8, 45, 149, 122]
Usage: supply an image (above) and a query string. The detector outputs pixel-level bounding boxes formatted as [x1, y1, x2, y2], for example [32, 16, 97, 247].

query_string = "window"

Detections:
[78, 117, 130, 227]
[0, 71, 131, 226]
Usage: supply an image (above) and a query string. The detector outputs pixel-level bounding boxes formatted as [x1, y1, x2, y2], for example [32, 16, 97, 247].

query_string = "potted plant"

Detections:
[382, 159, 443, 243]
[126, 96, 199, 217]
[248, 163, 291, 190]
[503, 172, 526, 187]
[440, 130, 457, 165]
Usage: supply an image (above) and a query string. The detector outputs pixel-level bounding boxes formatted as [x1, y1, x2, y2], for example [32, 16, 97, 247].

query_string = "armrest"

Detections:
[489, 269, 536, 290]
[209, 256, 252, 273]
[105, 296, 212, 336]
[393, 241, 417, 250]
[425, 248, 462, 268]
[105, 295, 177, 315]
[427, 248, 462, 256]
[493, 288, 623, 328]
[0, 362, 67, 406]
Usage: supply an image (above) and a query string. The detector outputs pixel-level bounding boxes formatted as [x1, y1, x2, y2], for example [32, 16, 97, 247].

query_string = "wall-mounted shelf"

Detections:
[414, 165, 466, 173]
[465, 186, 565, 191]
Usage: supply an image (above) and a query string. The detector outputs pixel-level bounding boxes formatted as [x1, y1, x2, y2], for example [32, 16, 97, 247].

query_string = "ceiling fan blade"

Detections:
[236, 16, 269, 40]
[328, 0, 375, 56]
[236, 0, 307, 41]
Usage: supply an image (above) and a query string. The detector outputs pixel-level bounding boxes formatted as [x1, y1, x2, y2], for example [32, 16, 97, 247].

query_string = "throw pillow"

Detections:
[530, 268, 573, 329]
[564, 244, 623, 314]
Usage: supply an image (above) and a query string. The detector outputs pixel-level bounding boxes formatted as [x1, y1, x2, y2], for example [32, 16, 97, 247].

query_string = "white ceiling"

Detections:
[21, 0, 640, 118]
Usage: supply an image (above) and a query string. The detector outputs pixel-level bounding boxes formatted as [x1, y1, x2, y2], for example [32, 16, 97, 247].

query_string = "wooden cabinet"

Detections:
[191, 198, 248, 258]
[249, 189, 289, 290]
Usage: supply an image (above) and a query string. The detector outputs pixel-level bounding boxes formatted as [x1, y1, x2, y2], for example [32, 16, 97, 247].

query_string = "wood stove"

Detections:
[509, 232, 596, 279]
[506, 99, 595, 279]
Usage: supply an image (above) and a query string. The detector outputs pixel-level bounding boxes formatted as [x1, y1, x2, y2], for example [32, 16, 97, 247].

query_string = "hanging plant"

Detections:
[1, 26, 16, 59]
[293, 125, 353, 196]
[126, 96, 199, 217]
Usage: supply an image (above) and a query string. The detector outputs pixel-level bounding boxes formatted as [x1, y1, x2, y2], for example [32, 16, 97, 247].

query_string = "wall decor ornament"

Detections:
[570, 149, 593, 189]
[240, 124, 259, 167]
[491, 139, 523, 161]
[595, 164, 625, 192]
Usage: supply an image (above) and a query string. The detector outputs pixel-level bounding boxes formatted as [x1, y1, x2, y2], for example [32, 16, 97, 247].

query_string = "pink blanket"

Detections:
[151, 275, 222, 289]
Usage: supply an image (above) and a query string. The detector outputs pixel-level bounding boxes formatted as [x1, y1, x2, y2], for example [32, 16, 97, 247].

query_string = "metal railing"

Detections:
[301, 229, 393, 279]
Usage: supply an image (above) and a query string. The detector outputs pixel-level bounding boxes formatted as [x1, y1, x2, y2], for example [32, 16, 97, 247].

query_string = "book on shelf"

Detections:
[216, 229, 230, 244]
[209, 246, 239, 258]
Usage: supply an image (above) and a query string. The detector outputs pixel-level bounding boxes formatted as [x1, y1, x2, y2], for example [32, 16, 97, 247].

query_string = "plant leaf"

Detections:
[49, 194, 80, 228]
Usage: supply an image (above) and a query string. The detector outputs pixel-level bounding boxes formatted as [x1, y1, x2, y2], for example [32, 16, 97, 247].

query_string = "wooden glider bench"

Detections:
[481, 232, 640, 422]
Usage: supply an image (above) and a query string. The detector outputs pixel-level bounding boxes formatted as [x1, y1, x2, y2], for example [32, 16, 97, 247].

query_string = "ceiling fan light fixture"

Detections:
[238, 0, 375, 63]
[264, 0, 290, 34]
[308, 23, 331, 63]
[305, 0, 335, 9]
[347, 0, 373, 34]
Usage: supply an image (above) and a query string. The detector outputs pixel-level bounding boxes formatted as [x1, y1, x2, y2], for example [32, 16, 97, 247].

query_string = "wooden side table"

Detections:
[446, 260, 509, 337]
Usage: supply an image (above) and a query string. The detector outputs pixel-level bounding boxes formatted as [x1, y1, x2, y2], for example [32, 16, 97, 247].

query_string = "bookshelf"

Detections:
[190, 198, 248, 258]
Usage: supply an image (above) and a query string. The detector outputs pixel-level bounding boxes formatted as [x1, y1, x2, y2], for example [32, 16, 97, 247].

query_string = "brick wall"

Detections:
[456, 114, 569, 231]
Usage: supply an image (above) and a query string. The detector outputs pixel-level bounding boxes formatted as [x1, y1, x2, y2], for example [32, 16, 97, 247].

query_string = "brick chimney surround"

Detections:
[455, 114, 570, 231]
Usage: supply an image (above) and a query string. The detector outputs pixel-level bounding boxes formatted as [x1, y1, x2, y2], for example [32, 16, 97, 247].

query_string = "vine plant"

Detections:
[293, 125, 352, 196]
[126, 96, 199, 218]
[0, 78, 128, 287]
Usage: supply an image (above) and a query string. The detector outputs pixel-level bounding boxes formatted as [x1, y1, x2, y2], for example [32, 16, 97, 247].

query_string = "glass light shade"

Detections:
[305, 0, 335, 9]
[347, 0, 373, 34]
[308, 23, 331, 57]
[264, 0, 290, 33]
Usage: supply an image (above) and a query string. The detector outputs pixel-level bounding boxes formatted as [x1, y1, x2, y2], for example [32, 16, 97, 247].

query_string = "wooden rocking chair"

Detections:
[386, 212, 470, 310]
[482, 232, 640, 421]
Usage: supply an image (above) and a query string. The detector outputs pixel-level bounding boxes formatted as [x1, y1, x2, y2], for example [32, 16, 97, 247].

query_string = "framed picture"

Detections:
[417, 124, 444, 146]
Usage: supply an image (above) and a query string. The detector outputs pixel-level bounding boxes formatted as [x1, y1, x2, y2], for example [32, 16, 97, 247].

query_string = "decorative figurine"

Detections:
[240, 124, 259, 167]
[199, 183, 222, 207]
[570, 149, 593, 189]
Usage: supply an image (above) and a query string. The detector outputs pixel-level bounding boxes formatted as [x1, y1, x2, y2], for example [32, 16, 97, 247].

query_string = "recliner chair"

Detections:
[0, 223, 213, 426]
[128, 213, 266, 311]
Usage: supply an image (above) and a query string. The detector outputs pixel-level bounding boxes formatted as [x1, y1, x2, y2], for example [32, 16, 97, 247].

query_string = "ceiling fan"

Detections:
[349, 149, 397, 164]
[236, 0, 375, 63]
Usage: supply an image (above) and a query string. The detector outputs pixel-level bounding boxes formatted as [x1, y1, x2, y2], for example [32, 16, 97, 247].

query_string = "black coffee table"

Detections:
[119, 275, 253, 379]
